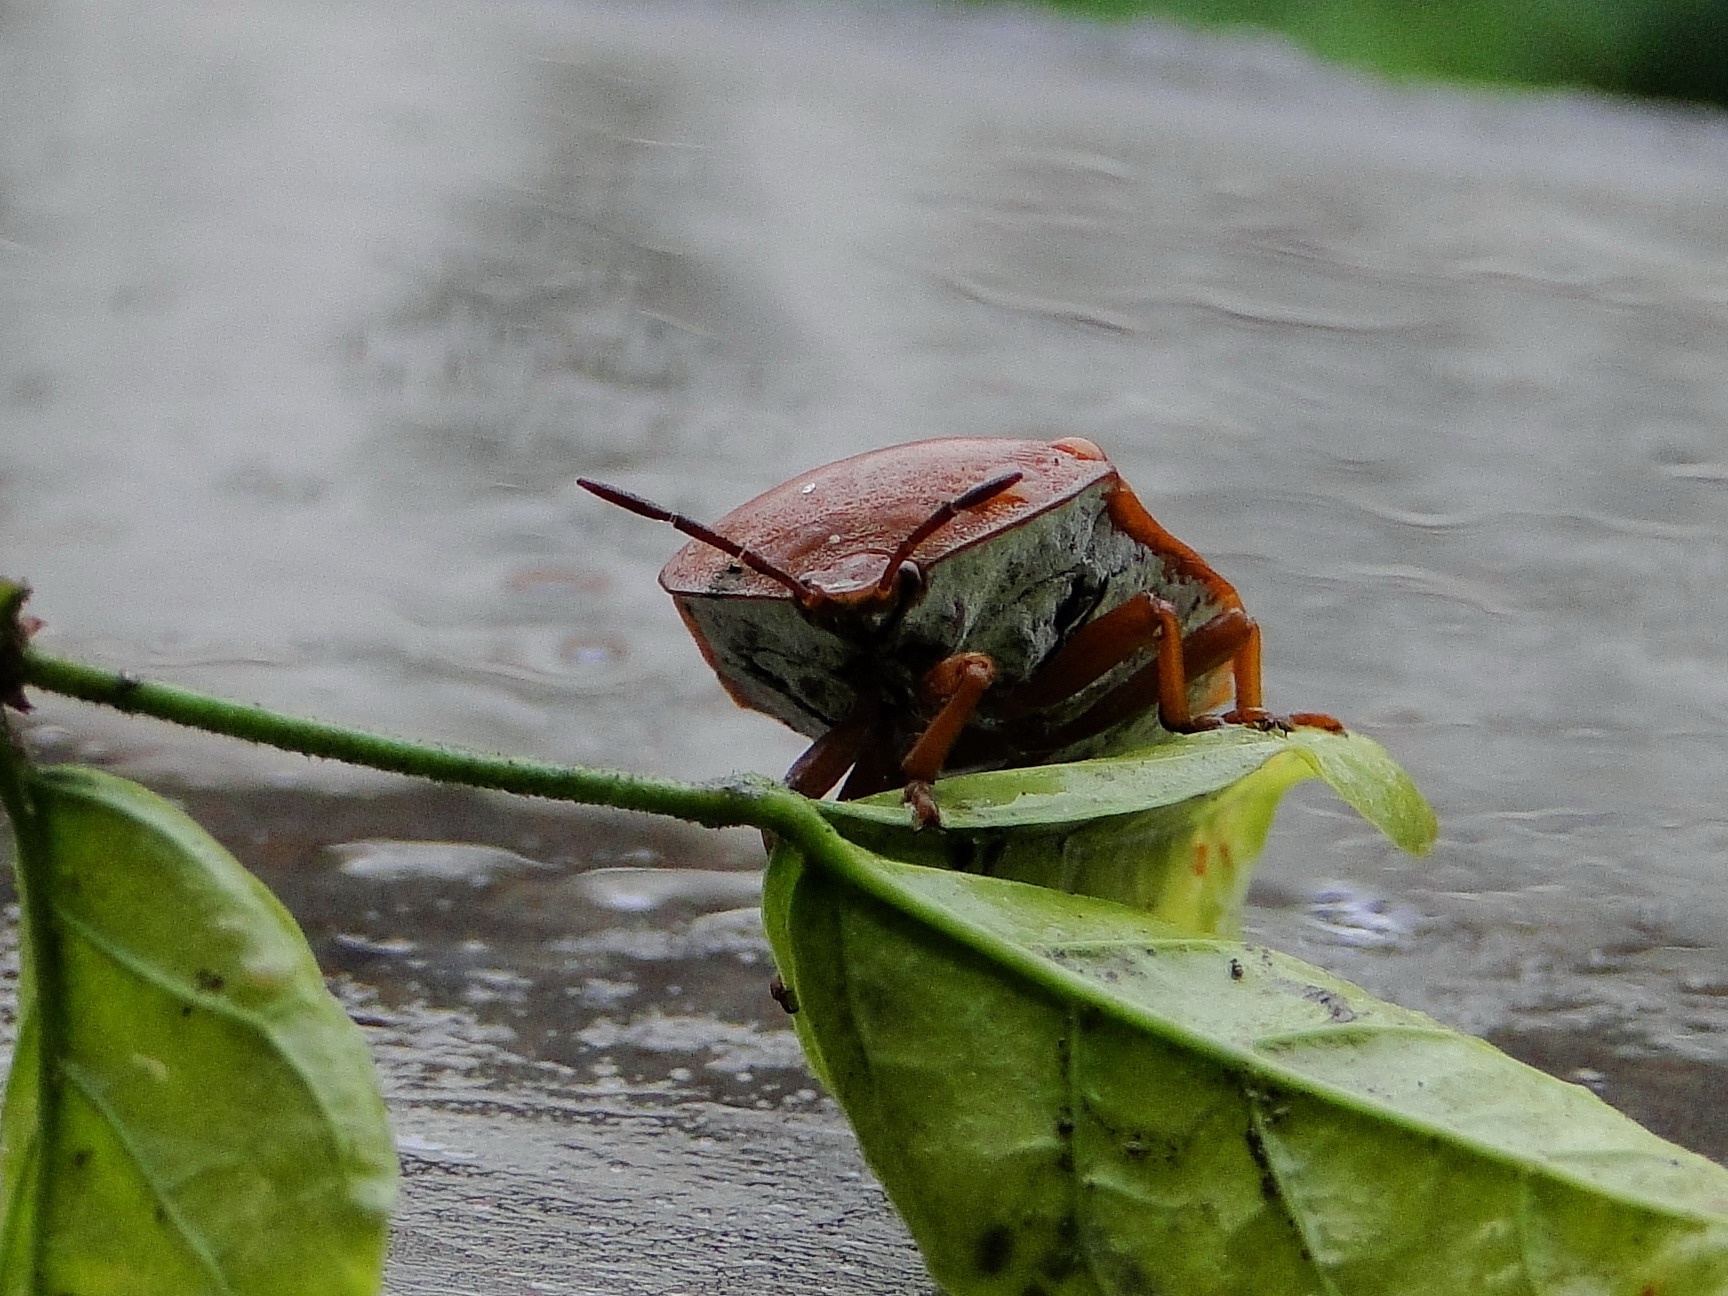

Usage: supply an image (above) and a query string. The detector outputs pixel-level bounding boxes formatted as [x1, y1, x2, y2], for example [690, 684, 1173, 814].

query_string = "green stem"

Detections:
[17, 648, 910, 917]
[22, 649, 802, 831]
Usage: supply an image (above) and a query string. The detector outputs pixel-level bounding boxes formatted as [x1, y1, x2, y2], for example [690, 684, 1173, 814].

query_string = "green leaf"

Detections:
[0, 766, 396, 1295]
[766, 836, 1728, 1295]
[815, 726, 1436, 936]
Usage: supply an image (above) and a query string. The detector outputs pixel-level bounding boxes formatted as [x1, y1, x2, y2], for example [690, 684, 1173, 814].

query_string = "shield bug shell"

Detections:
[581, 437, 1339, 824]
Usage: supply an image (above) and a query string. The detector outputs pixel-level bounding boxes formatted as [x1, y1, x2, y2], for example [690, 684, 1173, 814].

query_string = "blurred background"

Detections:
[3, 0, 1727, 1290]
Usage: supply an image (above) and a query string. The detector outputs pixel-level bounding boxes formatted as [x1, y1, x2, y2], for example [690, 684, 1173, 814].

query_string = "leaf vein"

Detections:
[1246, 1096, 1345, 1296]
[53, 904, 357, 1184]
[60, 1058, 240, 1296]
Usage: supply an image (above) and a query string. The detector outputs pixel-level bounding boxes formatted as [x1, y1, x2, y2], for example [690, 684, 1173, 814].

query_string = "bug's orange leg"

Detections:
[1179, 606, 1254, 681]
[1008, 598, 1281, 723]
[1024, 604, 1251, 752]
[1005, 594, 1164, 714]
[1219, 616, 1272, 727]
[1100, 480, 1343, 735]
[1144, 598, 1195, 730]
[786, 694, 880, 799]
[900, 652, 997, 827]
[1012, 593, 1200, 730]
[1215, 619, 1345, 733]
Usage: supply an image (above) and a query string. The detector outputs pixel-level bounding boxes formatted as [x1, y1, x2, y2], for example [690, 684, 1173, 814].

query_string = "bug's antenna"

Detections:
[873, 470, 1025, 595]
[578, 479, 821, 603]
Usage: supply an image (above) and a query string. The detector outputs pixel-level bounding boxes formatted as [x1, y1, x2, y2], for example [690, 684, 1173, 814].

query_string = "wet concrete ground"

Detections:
[3, 0, 1728, 1289]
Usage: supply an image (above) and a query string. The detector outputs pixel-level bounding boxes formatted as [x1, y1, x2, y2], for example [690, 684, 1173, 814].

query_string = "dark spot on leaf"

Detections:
[70, 1149, 90, 1169]
[1244, 1125, 1278, 1201]
[975, 1225, 1014, 1276]
[1055, 1115, 1074, 1138]
[194, 969, 225, 994]
[180, 1004, 193, 1017]
[1142, 945, 1157, 957]
[1051, 948, 1069, 961]
[1229, 958, 1245, 981]
[155, 1205, 167, 1224]
[1055, 1147, 1074, 1173]
[1040, 1214, 1080, 1279]
[1301, 985, 1356, 1022]
[1249, 1083, 1291, 1126]
[768, 977, 799, 1015]
[1136, 1134, 1180, 1167]
[1107, 1256, 1162, 1295]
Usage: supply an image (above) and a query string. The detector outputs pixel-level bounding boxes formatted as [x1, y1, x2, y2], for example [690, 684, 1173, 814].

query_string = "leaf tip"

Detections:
[1290, 727, 1439, 857]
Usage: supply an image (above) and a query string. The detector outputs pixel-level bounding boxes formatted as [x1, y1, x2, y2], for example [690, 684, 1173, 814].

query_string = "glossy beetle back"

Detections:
[660, 438, 1114, 601]
[655, 438, 1234, 758]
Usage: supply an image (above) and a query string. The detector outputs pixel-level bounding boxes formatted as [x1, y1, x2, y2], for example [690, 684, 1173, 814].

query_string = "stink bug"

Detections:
[580, 437, 1339, 825]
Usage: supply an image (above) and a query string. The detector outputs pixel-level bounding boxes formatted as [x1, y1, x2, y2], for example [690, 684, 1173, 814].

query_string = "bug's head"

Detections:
[797, 467, 1026, 623]
[791, 547, 926, 629]
[577, 469, 1024, 625]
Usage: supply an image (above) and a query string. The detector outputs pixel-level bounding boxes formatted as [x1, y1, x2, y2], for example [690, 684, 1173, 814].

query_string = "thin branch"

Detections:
[18, 649, 824, 836]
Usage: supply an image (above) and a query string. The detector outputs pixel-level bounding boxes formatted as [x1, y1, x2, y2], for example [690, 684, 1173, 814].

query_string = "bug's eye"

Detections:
[804, 550, 892, 597]
[1052, 436, 1106, 461]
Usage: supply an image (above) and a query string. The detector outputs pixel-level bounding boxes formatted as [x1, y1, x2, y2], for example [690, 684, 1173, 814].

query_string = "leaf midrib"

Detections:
[871, 860, 1728, 1227]
[58, 1058, 239, 1295]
